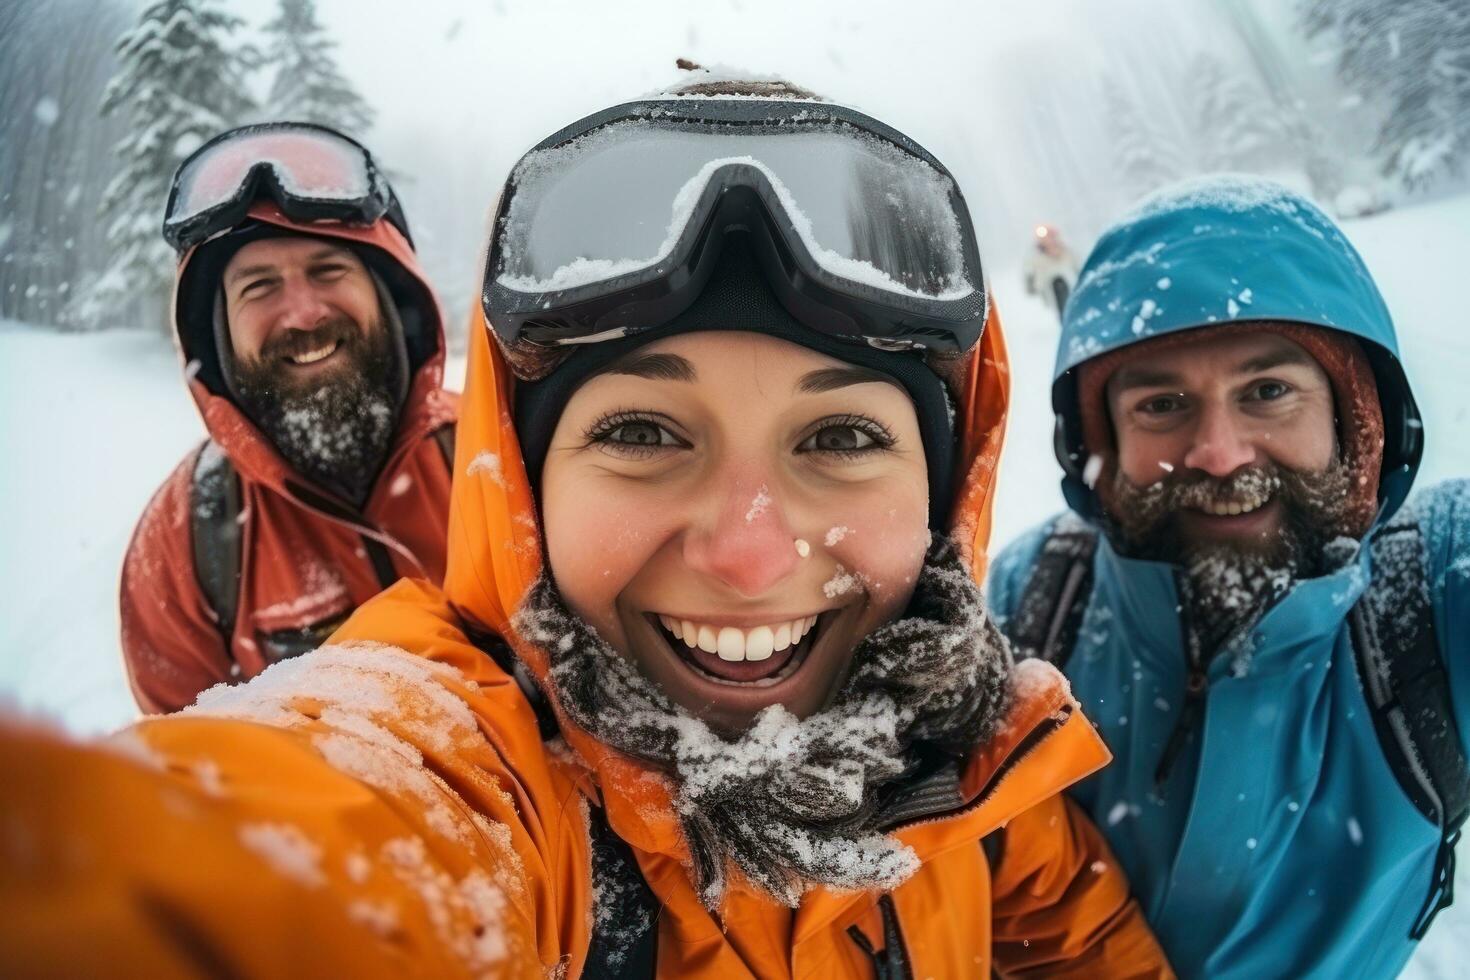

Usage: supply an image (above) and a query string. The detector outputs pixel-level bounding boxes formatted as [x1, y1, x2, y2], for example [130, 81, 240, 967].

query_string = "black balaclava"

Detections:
[513, 237, 960, 527]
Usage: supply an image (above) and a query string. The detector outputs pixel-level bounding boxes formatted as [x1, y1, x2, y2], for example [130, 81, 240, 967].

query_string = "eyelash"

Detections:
[583, 411, 897, 461]
[585, 410, 684, 459]
[799, 414, 896, 460]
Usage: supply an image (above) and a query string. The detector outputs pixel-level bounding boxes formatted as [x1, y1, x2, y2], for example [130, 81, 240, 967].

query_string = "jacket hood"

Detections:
[171, 202, 452, 497]
[1052, 175, 1422, 525]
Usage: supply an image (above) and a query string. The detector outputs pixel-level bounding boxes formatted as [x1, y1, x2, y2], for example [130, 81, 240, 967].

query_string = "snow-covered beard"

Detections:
[1108, 458, 1354, 654]
[513, 538, 1014, 909]
[234, 314, 401, 505]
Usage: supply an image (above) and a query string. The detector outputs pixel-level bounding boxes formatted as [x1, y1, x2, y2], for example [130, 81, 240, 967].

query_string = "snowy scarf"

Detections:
[1108, 458, 1355, 655]
[234, 312, 401, 506]
[513, 538, 1014, 908]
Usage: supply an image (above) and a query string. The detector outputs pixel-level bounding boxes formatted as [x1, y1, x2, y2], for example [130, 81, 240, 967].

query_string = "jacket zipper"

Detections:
[883, 707, 1070, 835]
[1154, 575, 1207, 794]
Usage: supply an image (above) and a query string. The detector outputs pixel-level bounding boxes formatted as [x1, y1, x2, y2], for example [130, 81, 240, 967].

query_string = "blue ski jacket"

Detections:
[987, 177, 1470, 978]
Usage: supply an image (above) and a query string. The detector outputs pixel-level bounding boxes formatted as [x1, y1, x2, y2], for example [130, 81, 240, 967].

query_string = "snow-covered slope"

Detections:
[1, 192, 1468, 974]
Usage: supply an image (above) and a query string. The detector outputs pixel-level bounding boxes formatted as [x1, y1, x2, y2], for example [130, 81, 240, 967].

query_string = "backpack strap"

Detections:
[1009, 516, 1099, 669]
[189, 441, 243, 644]
[432, 423, 456, 474]
[465, 627, 659, 975]
[1351, 517, 1470, 938]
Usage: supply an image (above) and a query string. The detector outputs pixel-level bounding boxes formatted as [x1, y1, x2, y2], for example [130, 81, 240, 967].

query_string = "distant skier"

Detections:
[1023, 223, 1080, 319]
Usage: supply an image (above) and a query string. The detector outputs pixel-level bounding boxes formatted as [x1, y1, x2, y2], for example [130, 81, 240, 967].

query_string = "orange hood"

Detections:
[170, 201, 455, 500]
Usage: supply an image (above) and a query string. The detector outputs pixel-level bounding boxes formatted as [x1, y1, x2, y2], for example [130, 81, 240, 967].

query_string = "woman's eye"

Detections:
[797, 418, 891, 457]
[806, 426, 875, 452]
[586, 413, 686, 458]
[606, 421, 676, 447]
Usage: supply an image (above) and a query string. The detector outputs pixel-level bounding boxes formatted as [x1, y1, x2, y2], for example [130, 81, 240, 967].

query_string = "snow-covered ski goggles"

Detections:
[163, 122, 410, 253]
[483, 97, 987, 377]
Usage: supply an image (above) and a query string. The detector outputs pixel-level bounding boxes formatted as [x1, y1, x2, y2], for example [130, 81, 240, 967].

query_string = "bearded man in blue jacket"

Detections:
[987, 175, 1470, 979]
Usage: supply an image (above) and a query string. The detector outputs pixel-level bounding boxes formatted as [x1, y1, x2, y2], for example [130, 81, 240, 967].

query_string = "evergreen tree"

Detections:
[1301, 0, 1470, 191]
[74, 0, 256, 330]
[262, 0, 374, 136]
[1187, 52, 1287, 172]
[1102, 74, 1184, 199]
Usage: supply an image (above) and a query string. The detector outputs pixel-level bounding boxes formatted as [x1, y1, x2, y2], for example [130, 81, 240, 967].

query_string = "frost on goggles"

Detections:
[171, 129, 373, 221]
[495, 120, 974, 302]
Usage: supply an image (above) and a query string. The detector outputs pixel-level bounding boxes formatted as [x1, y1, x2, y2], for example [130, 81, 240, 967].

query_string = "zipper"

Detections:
[1154, 574, 1207, 794]
[882, 707, 1070, 835]
[284, 477, 428, 579]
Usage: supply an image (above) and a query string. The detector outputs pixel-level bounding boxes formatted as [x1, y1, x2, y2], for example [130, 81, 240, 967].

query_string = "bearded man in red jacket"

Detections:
[120, 124, 459, 713]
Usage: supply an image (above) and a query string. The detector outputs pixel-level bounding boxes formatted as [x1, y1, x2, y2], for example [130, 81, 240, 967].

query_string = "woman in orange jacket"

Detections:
[0, 79, 1171, 979]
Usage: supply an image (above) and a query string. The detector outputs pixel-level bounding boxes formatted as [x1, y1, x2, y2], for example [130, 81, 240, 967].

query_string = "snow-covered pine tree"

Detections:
[1187, 51, 1287, 173]
[74, 0, 256, 331]
[1300, 0, 1470, 192]
[262, 0, 374, 136]
[1101, 74, 1184, 199]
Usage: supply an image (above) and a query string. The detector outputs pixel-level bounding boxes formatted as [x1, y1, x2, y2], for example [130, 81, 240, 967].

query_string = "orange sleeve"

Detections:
[0, 647, 547, 978]
[989, 793, 1174, 978]
[119, 453, 235, 713]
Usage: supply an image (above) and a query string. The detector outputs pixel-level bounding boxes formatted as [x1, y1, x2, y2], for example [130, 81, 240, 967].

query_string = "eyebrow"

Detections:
[1110, 346, 1318, 395]
[1109, 366, 1182, 393]
[225, 246, 355, 287]
[601, 352, 697, 382]
[797, 366, 902, 394]
[1237, 348, 1314, 374]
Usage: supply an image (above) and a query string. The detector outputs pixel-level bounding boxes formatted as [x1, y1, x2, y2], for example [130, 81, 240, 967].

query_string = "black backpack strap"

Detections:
[190, 441, 243, 644]
[432, 423, 456, 473]
[465, 627, 659, 974]
[1352, 517, 1470, 938]
[1009, 516, 1099, 669]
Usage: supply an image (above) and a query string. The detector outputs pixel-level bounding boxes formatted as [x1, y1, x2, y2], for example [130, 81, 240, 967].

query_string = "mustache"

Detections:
[257, 316, 360, 363]
[1127, 465, 1284, 514]
[1108, 458, 1353, 567]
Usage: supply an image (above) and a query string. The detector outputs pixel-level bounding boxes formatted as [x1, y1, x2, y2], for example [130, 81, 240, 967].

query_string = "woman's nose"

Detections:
[682, 477, 800, 598]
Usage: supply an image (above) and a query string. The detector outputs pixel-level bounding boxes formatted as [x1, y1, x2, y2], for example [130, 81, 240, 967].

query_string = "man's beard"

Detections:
[233, 315, 401, 505]
[1107, 459, 1355, 656]
[512, 539, 1014, 909]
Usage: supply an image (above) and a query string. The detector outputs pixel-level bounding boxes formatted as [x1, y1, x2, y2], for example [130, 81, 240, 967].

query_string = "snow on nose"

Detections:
[683, 481, 800, 598]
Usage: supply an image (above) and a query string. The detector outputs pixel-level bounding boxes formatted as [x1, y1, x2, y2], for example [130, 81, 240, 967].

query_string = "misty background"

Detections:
[3, 0, 1465, 340]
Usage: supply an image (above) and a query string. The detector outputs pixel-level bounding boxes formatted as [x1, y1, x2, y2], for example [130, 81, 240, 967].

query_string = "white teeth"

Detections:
[1202, 497, 1265, 517]
[657, 614, 823, 663]
[746, 626, 775, 662]
[716, 628, 744, 661]
[289, 342, 337, 365]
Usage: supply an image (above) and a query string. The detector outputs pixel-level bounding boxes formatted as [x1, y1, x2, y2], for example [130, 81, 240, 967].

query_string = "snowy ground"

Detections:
[2, 193, 1468, 973]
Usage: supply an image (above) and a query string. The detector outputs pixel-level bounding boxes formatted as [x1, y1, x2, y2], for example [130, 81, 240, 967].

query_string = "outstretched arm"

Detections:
[0, 645, 546, 978]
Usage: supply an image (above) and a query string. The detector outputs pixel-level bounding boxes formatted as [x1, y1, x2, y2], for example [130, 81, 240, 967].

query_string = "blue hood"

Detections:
[1052, 175, 1422, 524]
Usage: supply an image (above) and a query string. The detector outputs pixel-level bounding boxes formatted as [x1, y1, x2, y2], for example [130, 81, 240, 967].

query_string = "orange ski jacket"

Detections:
[119, 202, 459, 713]
[1, 300, 1172, 978]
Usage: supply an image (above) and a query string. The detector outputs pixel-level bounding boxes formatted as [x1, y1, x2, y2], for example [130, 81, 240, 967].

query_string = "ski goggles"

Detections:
[483, 98, 987, 375]
[163, 122, 410, 253]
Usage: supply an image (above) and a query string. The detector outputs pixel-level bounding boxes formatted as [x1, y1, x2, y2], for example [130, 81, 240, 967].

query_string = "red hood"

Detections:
[171, 201, 453, 501]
